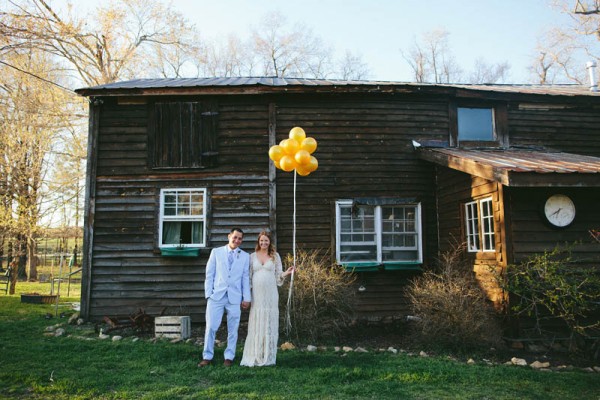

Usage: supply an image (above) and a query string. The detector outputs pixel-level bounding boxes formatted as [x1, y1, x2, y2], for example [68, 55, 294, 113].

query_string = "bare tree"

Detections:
[402, 29, 463, 83]
[468, 58, 511, 84]
[337, 50, 370, 80]
[251, 11, 333, 78]
[530, 0, 600, 83]
[1, 0, 200, 85]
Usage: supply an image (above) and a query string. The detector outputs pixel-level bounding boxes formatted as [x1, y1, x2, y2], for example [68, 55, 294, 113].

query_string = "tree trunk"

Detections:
[27, 238, 37, 281]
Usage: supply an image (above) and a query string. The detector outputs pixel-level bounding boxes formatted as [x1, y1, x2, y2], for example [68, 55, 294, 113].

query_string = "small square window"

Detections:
[458, 107, 495, 142]
[159, 188, 206, 248]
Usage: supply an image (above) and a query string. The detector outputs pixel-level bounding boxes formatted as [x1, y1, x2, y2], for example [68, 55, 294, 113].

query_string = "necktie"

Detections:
[228, 250, 234, 268]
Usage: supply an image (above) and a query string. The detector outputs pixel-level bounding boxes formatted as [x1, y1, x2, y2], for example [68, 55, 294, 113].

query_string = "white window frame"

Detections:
[159, 188, 207, 248]
[464, 197, 495, 253]
[335, 200, 423, 264]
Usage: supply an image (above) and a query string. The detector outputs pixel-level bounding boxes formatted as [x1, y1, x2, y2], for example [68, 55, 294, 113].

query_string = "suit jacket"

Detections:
[204, 245, 251, 304]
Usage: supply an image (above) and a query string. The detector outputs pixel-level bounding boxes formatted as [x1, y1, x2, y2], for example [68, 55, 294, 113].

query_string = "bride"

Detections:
[240, 230, 293, 367]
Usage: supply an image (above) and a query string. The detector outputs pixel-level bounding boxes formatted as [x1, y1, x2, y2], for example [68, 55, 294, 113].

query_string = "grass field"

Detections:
[0, 282, 599, 399]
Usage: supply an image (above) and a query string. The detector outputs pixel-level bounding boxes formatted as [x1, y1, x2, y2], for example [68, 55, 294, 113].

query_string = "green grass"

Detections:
[0, 284, 599, 399]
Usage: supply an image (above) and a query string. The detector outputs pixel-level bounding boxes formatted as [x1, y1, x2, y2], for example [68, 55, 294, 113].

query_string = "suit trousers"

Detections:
[203, 294, 242, 361]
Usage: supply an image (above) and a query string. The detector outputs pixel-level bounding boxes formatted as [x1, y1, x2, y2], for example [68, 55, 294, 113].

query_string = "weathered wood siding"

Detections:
[273, 96, 446, 317]
[88, 98, 272, 322]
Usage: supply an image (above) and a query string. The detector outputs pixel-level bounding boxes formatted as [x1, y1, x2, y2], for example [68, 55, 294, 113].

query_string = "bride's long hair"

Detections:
[255, 230, 275, 257]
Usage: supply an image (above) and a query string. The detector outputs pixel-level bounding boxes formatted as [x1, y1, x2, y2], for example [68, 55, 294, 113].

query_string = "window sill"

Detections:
[341, 262, 423, 272]
[383, 262, 422, 271]
[160, 248, 200, 257]
[341, 262, 380, 272]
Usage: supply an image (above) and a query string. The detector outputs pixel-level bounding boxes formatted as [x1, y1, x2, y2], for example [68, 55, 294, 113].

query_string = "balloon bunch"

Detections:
[268, 127, 318, 176]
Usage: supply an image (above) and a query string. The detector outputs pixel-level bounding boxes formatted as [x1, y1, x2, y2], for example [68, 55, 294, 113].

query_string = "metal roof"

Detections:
[417, 147, 600, 187]
[75, 77, 600, 98]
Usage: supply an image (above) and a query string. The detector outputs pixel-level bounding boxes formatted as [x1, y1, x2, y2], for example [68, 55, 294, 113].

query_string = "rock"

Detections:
[280, 342, 295, 350]
[54, 328, 66, 337]
[581, 367, 595, 373]
[467, 358, 476, 365]
[76, 318, 85, 326]
[342, 346, 353, 352]
[170, 338, 182, 344]
[511, 357, 528, 366]
[387, 347, 398, 354]
[68, 313, 80, 324]
[354, 347, 368, 353]
[419, 351, 429, 357]
[530, 361, 550, 369]
[593, 366, 600, 373]
[132, 337, 140, 342]
[98, 333, 110, 340]
[334, 346, 341, 352]
[112, 336, 123, 342]
[306, 345, 318, 352]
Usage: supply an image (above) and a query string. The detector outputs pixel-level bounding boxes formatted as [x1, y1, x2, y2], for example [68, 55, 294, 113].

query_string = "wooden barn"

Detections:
[75, 77, 600, 327]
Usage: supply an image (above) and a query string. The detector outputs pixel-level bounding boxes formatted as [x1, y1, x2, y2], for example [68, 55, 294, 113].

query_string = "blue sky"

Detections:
[177, 0, 570, 83]
[71, 0, 572, 83]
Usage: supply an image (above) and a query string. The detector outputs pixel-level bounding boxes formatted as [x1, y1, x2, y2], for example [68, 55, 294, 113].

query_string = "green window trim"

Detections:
[342, 262, 422, 272]
[160, 248, 200, 257]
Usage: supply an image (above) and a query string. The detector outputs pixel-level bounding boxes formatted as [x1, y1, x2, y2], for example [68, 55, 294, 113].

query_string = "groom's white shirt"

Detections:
[204, 245, 251, 304]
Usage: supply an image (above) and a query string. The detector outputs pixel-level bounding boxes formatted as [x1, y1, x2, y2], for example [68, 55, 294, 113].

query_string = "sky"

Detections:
[176, 0, 570, 83]
[65, 0, 573, 84]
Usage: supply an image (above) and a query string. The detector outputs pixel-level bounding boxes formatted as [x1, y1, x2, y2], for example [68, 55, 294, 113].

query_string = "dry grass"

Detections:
[406, 243, 502, 352]
[280, 248, 356, 344]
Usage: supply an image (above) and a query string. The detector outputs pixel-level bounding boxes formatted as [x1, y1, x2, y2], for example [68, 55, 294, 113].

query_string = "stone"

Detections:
[68, 313, 80, 324]
[306, 345, 318, 352]
[530, 361, 550, 369]
[112, 336, 123, 342]
[76, 318, 85, 326]
[387, 347, 398, 354]
[98, 333, 110, 340]
[354, 347, 368, 353]
[419, 351, 429, 357]
[280, 342, 296, 350]
[342, 346, 353, 352]
[334, 346, 341, 352]
[511, 357, 528, 366]
[54, 328, 66, 337]
[467, 358, 476, 365]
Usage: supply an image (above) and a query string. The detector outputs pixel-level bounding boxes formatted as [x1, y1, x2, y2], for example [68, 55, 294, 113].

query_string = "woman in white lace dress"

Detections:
[240, 231, 293, 367]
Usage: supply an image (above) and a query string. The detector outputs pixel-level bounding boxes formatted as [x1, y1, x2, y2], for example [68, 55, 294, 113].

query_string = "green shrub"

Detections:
[501, 245, 600, 341]
[406, 243, 502, 352]
[279, 248, 356, 344]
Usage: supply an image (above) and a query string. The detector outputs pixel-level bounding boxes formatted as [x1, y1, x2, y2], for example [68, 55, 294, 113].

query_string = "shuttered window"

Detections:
[149, 101, 218, 168]
[464, 197, 495, 253]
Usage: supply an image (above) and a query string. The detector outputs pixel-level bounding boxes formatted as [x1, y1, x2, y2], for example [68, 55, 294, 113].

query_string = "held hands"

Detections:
[241, 301, 251, 310]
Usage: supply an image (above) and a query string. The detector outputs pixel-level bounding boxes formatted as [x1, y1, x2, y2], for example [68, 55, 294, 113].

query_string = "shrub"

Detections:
[501, 244, 600, 342]
[406, 243, 502, 352]
[279, 248, 356, 344]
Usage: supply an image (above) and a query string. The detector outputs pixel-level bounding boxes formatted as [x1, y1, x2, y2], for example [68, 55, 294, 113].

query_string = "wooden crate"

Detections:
[154, 316, 191, 339]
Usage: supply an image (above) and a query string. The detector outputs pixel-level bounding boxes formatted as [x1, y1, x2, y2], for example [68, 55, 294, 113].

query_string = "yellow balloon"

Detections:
[294, 149, 311, 165]
[300, 137, 317, 154]
[280, 155, 297, 172]
[281, 138, 300, 155]
[296, 165, 312, 176]
[268, 145, 285, 162]
[273, 159, 282, 170]
[289, 127, 306, 143]
[306, 156, 318, 172]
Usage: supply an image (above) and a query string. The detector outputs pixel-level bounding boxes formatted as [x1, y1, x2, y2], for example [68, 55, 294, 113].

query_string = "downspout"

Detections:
[586, 61, 598, 92]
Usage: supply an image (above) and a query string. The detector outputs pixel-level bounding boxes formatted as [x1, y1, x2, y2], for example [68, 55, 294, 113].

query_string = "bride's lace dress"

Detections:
[240, 252, 285, 367]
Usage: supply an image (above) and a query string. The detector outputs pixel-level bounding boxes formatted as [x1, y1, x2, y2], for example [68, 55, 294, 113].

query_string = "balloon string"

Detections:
[285, 170, 297, 336]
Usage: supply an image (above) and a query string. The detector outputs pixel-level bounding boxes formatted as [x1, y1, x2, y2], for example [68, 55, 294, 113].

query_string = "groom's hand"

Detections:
[241, 301, 250, 310]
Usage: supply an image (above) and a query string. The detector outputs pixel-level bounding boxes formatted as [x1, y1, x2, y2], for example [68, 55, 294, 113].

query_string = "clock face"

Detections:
[543, 194, 576, 228]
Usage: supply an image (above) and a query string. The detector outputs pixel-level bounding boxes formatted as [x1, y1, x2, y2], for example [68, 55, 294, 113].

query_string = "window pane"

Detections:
[458, 107, 494, 141]
[339, 204, 377, 262]
[465, 201, 480, 252]
[161, 189, 206, 247]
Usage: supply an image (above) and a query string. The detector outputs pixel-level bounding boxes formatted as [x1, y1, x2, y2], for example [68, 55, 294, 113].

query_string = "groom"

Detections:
[199, 227, 251, 367]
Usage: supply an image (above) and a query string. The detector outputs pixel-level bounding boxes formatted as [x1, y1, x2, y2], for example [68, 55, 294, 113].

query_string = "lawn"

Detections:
[0, 283, 599, 399]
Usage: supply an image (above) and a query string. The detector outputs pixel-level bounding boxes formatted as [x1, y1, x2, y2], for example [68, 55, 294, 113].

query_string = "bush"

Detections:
[501, 245, 600, 341]
[406, 243, 502, 352]
[279, 248, 356, 344]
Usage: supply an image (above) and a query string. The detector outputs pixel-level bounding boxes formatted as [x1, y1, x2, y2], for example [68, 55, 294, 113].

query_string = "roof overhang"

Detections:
[417, 147, 600, 187]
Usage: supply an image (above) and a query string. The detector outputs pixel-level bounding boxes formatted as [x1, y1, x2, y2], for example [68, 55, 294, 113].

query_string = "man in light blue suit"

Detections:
[199, 228, 251, 367]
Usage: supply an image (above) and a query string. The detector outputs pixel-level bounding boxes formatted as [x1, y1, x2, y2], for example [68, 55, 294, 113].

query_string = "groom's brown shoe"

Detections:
[223, 359, 233, 367]
[198, 359, 212, 367]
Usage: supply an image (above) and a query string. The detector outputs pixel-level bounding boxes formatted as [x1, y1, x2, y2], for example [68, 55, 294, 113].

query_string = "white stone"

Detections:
[131, 337, 140, 342]
[530, 361, 550, 369]
[354, 347, 368, 353]
[54, 328, 65, 337]
[387, 347, 398, 354]
[593, 366, 600, 373]
[98, 333, 110, 340]
[306, 345, 318, 352]
[112, 335, 123, 341]
[419, 351, 429, 357]
[342, 346, 353, 352]
[467, 358, 476, 365]
[334, 346, 341, 352]
[511, 357, 528, 366]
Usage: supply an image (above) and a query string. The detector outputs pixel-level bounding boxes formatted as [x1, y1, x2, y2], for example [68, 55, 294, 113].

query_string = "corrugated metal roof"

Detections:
[75, 77, 600, 97]
[417, 147, 600, 187]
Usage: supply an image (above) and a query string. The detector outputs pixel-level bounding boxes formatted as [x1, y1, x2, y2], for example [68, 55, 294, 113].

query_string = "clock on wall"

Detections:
[543, 194, 576, 228]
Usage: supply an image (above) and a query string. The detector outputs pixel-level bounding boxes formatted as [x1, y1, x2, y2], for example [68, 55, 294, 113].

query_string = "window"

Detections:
[336, 200, 422, 265]
[159, 188, 207, 248]
[150, 102, 218, 169]
[464, 197, 495, 253]
[457, 107, 495, 142]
